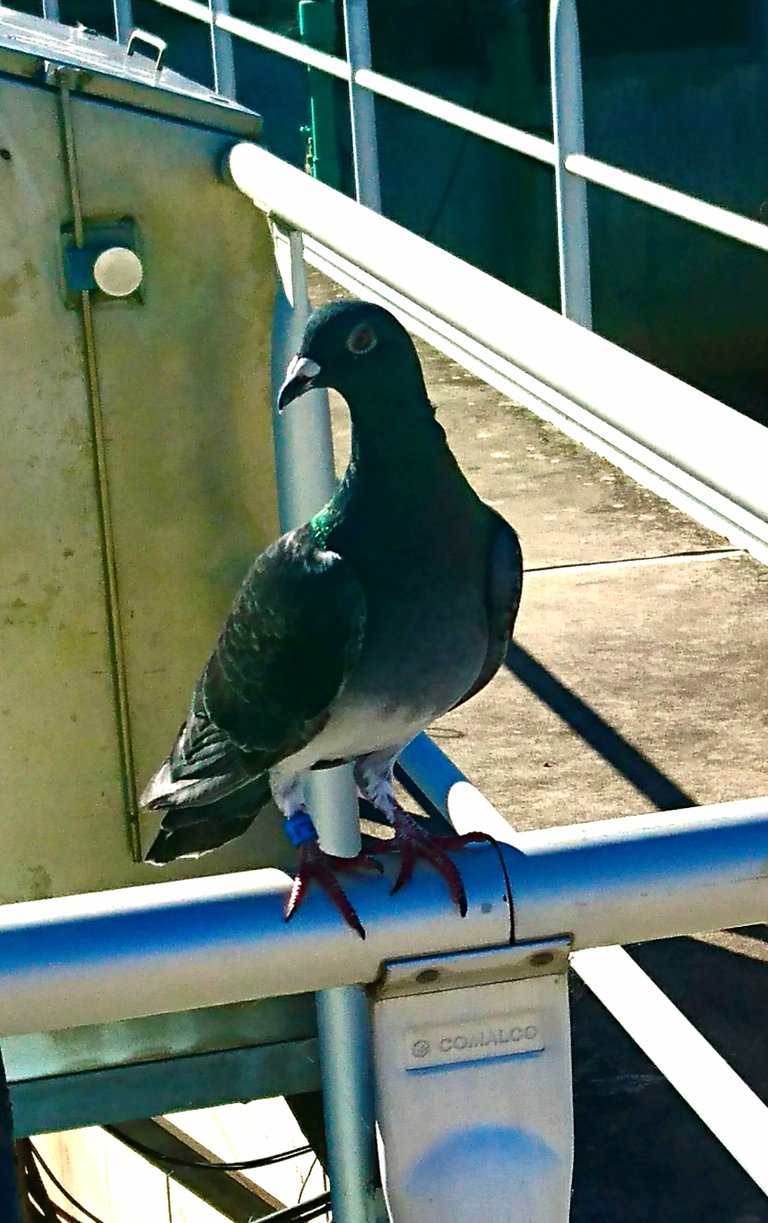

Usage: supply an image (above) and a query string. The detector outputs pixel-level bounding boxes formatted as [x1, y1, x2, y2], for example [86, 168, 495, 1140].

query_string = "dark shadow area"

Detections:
[629, 938, 768, 1104]
[392, 768, 453, 833]
[570, 946, 768, 1222]
[727, 925, 768, 945]
[506, 641, 696, 810]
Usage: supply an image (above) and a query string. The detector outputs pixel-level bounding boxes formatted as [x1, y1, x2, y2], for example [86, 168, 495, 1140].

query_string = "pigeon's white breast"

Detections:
[279, 692, 432, 776]
[278, 604, 488, 777]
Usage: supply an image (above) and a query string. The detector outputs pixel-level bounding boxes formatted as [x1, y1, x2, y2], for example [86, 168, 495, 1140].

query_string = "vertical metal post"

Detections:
[269, 226, 337, 530]
[271, 226, 385, 1223]
[209, 0, 237, 99]
[299, 0, 343, 190]
[550, 0, 592, 327]
[112, 0, 134, 44]
[341, 0, 382, 210]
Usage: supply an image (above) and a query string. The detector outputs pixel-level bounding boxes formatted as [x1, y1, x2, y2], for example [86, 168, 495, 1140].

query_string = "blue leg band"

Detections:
[284, 810, 318, 847]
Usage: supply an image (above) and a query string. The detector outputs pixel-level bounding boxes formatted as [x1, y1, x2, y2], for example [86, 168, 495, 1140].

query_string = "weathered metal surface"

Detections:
[2, 996, 316, 1082]
[0, 54, 280, 902]
[0, 7, 260, 136]
[10, 1038, 320, 1136]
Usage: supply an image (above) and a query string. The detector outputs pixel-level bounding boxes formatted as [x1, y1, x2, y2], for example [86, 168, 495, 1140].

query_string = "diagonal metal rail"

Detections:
[151, 0, 768, 257]
[226, 142, 768, 564]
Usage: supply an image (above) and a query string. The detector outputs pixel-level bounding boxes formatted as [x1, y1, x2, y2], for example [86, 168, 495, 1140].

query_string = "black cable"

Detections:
[27, 1144, 105, 1223]
[297, 1154, 319, 1203]
[26, 1135, 330, 1223]
[22, 1154, 59, 1223]
[105, 1125, 312, 1171]
[21, 1143, 82, 1223]
[249, 1190, 332, 1223]
[20, 1145, 60, 1222]
[423, 73, 488, 244]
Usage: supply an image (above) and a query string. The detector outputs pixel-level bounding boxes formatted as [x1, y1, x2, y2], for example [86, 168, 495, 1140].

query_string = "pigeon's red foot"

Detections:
[285, 840, 383, 939]
[373, 809, 495, 916]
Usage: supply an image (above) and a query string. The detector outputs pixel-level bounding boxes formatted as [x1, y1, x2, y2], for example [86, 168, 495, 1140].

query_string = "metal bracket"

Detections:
[372, 937, 574, 1223]
[60, 217, 144, 306]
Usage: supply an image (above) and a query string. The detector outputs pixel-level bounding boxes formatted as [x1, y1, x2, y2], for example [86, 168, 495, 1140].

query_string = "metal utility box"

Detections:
[0, 9, 290, 903]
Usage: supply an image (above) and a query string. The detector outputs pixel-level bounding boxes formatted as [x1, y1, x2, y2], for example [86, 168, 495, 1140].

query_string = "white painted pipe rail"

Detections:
[153, 0, 350, 77]
[208, 0, 236, 99]
[568, 152, 768, 253]
[271, 225, 382, 1223]
[152, 0, 768, 255]
[342, 0, 382, 211]
[112, 0, 133, 43]
[0, 799, 767, 1037]
[401, 734, 768, 947]
[354, 69, 556, 165]
[0, 849, 509, 1036]
[576, 946, 768, 1196]
[227, 143, 768, 561]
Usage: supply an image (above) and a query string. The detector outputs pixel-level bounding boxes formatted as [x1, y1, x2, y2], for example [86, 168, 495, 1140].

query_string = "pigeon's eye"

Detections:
[346, 324, 377, 355]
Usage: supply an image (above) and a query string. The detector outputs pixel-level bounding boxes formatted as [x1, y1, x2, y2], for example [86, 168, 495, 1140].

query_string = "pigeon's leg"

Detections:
[271, 774, 382, 939]
[355, 753, 495, 917]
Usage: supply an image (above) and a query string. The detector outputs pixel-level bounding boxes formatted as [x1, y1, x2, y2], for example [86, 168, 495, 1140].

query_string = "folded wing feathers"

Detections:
[142, 529, 366, 819]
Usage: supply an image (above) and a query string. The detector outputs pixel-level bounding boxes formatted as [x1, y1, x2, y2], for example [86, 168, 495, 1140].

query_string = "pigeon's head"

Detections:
[278, 301, 426, 414]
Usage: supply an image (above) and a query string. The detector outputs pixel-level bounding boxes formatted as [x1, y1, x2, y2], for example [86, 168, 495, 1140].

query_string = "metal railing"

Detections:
[1, 755, 768, 1198]
[144, 0, 768, 290]
[227, 150, 768, 1208]
[202, 109, 768, 1214]
[2, 785, 768, 1031]
[230, 142, 768, 565]
[82, 0, 768, 565]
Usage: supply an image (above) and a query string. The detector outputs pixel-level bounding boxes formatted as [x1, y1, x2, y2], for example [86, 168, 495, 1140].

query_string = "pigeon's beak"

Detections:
[278, 355, 322, 412]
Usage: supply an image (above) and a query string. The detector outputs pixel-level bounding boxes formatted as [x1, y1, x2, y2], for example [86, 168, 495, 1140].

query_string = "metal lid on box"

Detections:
[0, 4, 261, 137]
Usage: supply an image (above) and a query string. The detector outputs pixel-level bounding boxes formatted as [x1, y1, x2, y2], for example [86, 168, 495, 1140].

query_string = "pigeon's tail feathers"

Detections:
[144, 773, 272, 863]
[141, 700, 273, 863]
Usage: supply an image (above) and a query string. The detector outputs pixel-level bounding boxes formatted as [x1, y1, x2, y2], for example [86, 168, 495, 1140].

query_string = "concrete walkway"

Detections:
[310, 270, 768, 1223]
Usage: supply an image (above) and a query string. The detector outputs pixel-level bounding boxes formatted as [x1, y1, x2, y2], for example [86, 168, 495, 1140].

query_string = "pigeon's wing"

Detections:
[450, 510, 523, 711]
[143, 525, 366, 811]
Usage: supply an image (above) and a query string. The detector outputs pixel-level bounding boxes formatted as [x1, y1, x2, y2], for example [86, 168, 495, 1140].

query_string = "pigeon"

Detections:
[142, 300, 523, 937]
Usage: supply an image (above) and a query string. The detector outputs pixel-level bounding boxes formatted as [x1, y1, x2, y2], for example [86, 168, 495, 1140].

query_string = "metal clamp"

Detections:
[60, 218, 144, 304]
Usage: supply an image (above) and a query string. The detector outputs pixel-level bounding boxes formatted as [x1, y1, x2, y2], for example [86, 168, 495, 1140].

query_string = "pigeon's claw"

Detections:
[285, 841, 383, 939]
[374, 811, 495, 917]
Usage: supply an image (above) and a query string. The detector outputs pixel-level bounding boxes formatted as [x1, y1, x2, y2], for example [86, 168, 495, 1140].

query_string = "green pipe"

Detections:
[299, 0, 342, 189]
